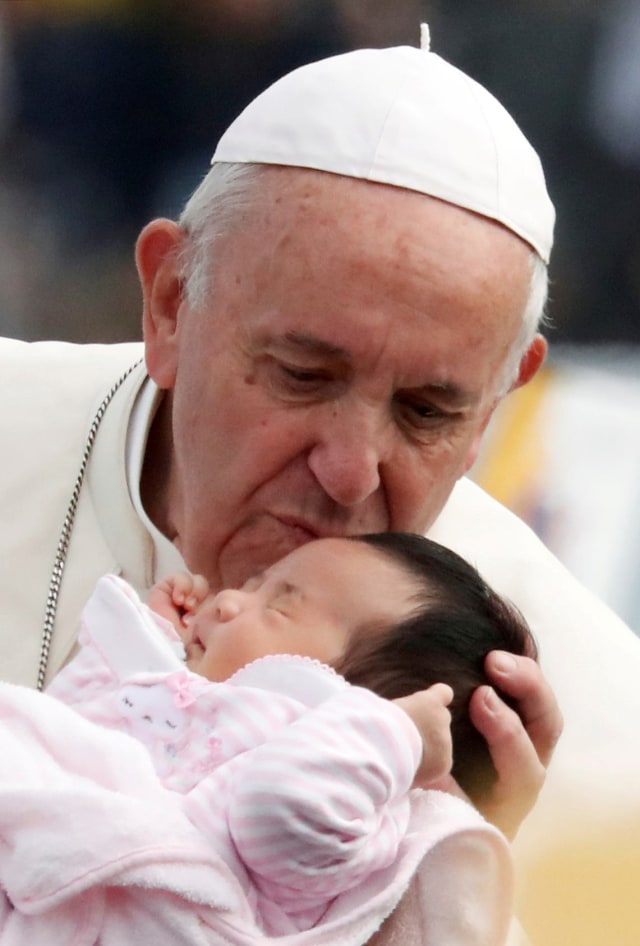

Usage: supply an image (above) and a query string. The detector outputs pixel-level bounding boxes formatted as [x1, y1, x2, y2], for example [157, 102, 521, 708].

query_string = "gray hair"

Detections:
[178, 161, 549, 394]
[498, 252, 549, 396]
[178, 162, 265, 309]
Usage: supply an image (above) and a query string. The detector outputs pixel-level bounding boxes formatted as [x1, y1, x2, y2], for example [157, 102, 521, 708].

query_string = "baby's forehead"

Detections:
[271, 537, 370, 575]
[287, 537, 415, 588]
[238, 563, 301, 599]
[238, 538, 415, 599]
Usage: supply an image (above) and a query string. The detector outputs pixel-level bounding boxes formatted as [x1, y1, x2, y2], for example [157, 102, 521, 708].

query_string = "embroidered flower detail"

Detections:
[164, 669, 207, 708]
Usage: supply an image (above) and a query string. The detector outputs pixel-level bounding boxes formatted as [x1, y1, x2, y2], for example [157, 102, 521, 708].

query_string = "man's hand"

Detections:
[394, 684, 454, 788]
[436, 652, 563, 839]
[147, 572, 210, 640]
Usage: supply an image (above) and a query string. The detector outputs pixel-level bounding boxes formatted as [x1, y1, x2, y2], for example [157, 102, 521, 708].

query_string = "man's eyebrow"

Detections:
[408, 380, 477, 407]
[275, 331, 351, 361]
[270, 332, 475, 405]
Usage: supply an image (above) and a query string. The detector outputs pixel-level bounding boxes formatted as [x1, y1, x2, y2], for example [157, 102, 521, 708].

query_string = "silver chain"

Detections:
[37, 359, 143, 691]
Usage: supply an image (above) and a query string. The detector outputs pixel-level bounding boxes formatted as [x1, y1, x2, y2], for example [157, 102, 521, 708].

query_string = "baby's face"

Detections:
[184, 538, 419, 681]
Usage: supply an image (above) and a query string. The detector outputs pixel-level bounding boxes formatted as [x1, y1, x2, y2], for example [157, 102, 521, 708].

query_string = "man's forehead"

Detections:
[233, 167, 534, 296]
[218, 171, 527, 403]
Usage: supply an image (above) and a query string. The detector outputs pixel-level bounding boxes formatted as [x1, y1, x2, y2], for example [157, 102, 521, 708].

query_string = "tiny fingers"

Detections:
[169, 572, 196, 607]
[170, 572, 210, 612]
[188, 573, 210, 606]
[429, 682, 454, 706]
[394, 686, 454, 787]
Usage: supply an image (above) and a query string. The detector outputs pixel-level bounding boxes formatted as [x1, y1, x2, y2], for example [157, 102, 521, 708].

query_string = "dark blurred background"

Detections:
[1, 0, 639, 347]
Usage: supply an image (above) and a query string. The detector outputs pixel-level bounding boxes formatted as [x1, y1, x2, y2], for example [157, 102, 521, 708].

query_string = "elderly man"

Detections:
[2, 29, 639, 944]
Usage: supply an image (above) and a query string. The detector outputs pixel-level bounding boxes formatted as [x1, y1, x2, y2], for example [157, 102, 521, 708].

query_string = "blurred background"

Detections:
[1, 0, 640, 634]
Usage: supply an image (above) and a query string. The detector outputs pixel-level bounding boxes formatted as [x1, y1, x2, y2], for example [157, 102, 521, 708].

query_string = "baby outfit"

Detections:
[0, 575, 515, 945]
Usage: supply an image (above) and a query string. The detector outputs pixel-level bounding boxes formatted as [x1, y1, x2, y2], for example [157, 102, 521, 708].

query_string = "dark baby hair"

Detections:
[334, 532, 537, 804]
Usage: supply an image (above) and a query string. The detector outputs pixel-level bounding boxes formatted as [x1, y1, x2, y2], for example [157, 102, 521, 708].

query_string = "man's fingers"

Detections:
[485, 652, 564, 766]
[469, 686, 543, 837]
[469, 683, 548, 839]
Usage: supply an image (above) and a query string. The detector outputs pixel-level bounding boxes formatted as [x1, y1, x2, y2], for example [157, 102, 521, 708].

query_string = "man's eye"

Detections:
[273, 362, 331, 394]
[397, 398, 443, 422]
[395, 397, 456, 433]
[281, 365, 325, 384]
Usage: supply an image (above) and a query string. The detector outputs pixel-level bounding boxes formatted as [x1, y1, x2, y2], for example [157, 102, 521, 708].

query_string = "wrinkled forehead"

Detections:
[213, 165, 533, 294]
[209, 169, 531, 387]
[209, 162, 536, 254]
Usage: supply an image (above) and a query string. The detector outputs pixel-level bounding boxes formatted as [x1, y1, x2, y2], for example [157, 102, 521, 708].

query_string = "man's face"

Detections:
[142, 170, 535, 589]
[184, 537, 419, 681]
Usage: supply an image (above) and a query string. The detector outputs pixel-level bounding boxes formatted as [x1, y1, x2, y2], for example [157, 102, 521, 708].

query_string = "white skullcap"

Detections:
[212, 25, 555, 263]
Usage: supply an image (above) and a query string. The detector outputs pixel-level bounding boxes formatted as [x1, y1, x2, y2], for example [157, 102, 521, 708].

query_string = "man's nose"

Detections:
[307, 403, 391, 507]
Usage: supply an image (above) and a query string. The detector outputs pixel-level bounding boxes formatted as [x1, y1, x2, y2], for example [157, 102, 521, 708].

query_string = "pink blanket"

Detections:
[0, 682, 513, 946]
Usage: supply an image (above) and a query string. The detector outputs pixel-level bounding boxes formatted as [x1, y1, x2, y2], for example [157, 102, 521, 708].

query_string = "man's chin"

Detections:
[216, 517, 318, 588]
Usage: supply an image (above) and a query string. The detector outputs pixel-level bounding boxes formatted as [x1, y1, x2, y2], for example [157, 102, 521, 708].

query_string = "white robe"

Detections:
[1, 335, 639, 943]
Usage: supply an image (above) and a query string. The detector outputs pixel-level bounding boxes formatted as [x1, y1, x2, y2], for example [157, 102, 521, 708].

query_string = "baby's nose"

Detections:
[213, 589, 245, 622]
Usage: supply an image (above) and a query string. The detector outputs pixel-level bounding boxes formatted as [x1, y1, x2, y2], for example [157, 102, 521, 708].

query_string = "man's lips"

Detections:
[274, 515, 320, 542]
[273, 513, 385, 542]
[214, 509, 386, 589]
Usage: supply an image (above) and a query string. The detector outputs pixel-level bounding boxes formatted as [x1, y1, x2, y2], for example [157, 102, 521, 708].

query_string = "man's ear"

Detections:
[136, 219, 186, 390]
[462, 335, 548, 475]
[510, 333, 548, 392]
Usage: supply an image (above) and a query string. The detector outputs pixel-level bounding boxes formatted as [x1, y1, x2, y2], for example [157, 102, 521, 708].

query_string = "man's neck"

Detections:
[140, 391, 180, 546]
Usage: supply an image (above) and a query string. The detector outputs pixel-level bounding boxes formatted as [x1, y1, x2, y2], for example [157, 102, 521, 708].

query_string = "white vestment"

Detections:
[2, 336, 639, 943]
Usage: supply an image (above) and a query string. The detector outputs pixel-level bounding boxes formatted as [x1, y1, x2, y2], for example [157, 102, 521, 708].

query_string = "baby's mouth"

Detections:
[185, 632, 205, 659]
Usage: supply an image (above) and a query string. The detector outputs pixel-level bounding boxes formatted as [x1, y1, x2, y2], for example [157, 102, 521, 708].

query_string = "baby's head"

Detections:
[337, 533, 537, 802]
[184, 531, 536, 801]
[183, 534, 421, 682]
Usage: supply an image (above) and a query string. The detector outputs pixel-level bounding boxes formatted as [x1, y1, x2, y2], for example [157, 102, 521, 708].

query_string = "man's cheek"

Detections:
[218, 516, 311, 589]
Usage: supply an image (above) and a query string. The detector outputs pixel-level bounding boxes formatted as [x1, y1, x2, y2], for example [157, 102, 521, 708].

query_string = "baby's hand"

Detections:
[147, 572, 210, 639]
[393, 684, 454, 788]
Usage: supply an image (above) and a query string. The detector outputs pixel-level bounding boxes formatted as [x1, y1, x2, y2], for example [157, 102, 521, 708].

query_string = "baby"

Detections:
[41, 531, 535, 940]
[150, 531, 536, 802]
